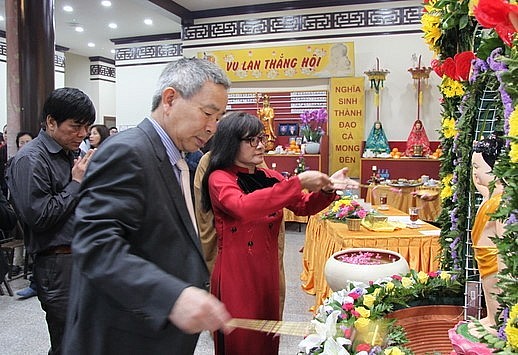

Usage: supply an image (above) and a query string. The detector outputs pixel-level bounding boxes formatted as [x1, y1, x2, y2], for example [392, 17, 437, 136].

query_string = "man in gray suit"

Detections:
[63, 58, 233, 354]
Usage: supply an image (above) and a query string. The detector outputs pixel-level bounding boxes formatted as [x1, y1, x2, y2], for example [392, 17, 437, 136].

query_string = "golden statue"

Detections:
[257, 94, 277, 152]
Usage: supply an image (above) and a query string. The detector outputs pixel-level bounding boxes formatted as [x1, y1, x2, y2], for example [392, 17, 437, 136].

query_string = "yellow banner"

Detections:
[199, 42, 354, 82]
[329, 77, 365, 178]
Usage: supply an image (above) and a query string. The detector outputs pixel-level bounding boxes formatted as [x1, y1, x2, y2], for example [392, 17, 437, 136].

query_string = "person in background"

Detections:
[0, 182, 17, 232]
[0, 191, 17, 283]
[108, 126, 118, 136]
[63, 58, 233, 355]
[200, 111, 358, 355]
[7, 131, 38, 299]
[0, 125, 8, 197]
[88, 124, 110, 149]
[6, 87, 96, 355]
[15, 131, 35, 151]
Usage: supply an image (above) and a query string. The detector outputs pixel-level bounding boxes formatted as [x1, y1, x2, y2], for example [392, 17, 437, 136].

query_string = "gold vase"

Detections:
[346, 218, 361, 231]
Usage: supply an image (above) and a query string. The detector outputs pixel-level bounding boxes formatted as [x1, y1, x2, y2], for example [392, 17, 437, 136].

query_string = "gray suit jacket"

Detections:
[63, 119, 208, 354]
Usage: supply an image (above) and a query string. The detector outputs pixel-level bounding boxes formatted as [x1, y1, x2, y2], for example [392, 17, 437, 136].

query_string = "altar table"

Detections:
[365, 184, 442, 222]
[300, 206, 441, 311]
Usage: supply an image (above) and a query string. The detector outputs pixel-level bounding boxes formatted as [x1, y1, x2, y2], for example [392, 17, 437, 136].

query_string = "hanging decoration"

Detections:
[408, 55, 433, 122]
[364, 58, 390, 123]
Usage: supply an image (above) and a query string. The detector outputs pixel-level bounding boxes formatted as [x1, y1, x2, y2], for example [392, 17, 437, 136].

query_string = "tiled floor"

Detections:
[1, 223, 314, 354]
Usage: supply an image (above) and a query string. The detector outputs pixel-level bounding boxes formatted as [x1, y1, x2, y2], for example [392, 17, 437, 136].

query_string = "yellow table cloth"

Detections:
[300, 206, 441, 311]
[283, 208, 309, 224]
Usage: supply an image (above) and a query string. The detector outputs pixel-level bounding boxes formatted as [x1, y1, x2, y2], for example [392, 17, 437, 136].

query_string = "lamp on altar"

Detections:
[364, 58, 390, 93]
[364, 58, 390, 125]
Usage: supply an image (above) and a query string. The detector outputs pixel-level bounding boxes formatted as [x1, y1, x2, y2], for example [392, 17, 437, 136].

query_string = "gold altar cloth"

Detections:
[300, 206, 441, 311]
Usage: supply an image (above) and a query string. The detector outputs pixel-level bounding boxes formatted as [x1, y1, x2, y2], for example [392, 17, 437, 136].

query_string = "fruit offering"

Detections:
[390, 147, 401, 159]
[430, 147, 442, 159]
[287, 140, 301, 154]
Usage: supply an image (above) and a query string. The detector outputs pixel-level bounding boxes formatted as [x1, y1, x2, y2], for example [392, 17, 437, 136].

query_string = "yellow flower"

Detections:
[441, 173, 454, 199]
[401, 277, 414, 288]
[384, 347, 404, 355]
[363, 294, 376, 308]
[509, 107, 518, 137]
[440, 271, 452, 281]
[440, 77, 465, 97]
[385, 281, 395, 292]
[417, 271, 429, 284]
[442, 117, 457, 138]
[421, 13, 442, 51]
[355, 317, 370, 330]
[510, 143, 518, 164]
[506, 324, 518, 350]
[356, 306, 371, 318]
[506, 304, 518, 349]
[372, 287, 381, 298]
[442, 173, 453, 186]
[423, 0, 438, 13]
[441, 185, 453, 200]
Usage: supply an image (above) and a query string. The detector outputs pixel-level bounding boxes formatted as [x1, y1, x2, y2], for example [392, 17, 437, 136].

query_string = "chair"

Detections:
[0, 222, 28, 280]
[0, 249, 13, 296]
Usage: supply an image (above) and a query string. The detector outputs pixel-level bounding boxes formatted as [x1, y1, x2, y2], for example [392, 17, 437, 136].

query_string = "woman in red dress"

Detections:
[201, 111, 358, 355]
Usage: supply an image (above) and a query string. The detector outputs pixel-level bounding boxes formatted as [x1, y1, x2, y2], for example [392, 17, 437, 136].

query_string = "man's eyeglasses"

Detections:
[242, 134, 268, 147]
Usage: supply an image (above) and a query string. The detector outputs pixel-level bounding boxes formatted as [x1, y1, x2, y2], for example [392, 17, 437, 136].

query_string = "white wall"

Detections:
[115, 63, 167, 129]
[64, 53, 116, 124]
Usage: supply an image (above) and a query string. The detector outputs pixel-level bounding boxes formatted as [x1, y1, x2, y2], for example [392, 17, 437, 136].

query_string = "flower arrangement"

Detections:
[472, 1, 518, 352]
[420, 0, 518, 352]
[321, 197, 369, 221]
[300, 108, 328, 143]
[298, 269, 463, 355]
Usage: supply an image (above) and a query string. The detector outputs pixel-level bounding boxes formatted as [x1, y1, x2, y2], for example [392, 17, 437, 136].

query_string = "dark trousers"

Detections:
[34, 253, 73, 355]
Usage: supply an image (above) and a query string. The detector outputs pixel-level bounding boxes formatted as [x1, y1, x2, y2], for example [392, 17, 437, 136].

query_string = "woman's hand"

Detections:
[327, 167, 359, 191]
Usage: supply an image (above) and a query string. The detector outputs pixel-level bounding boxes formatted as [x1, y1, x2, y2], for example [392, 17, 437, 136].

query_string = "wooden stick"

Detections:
[226, 318, 314, 337]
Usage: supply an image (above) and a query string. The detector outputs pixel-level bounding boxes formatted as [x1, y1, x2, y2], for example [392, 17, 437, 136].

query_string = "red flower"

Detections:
[431, 59, 443, 77]
[428, 271, 439, 277]
[392, 274, 402, 281]
[441, 57, 456, 79]
[454, 51, 476, 81]
[356, 343, 372, 352]
[430, 51, 475, 81]
[475, 0, 518, 46]
[351, 309, 360, 317]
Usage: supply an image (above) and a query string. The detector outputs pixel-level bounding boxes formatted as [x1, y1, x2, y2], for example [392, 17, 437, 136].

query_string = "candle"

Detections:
[372, 165, 377, 171]
[271, 163, 277, 170]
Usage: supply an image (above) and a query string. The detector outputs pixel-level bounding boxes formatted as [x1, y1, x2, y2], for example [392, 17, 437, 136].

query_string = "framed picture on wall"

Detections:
[288, 123, 298, 136]
[278, 124, 289, 136]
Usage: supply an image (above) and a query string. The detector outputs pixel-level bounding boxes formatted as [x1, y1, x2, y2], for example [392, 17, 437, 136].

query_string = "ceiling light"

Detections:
[108, 23, 117, 29]
[75, 26, 84, 32]
[63, 5, 74, 12]
[0, 16, 4, 21]
[110, 49, 116, 54]
[101, 1, 112, 7]
[144, 18, 153, 26]
[88, 42, 95, 48]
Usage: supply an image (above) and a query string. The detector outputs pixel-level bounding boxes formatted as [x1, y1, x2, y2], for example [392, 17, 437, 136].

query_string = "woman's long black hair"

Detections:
[201, 111, 264, 212]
